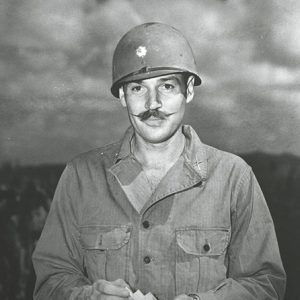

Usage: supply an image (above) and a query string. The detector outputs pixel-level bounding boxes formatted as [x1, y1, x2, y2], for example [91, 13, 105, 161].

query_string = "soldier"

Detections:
[33, 23, 286, 300]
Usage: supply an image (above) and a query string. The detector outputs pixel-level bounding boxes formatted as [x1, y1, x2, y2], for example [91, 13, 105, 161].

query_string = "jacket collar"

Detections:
[109, 125, 208, 214]
[114, 125, 207, 182]
[115, 126, 134, 162]
[181, 125, 208, 182]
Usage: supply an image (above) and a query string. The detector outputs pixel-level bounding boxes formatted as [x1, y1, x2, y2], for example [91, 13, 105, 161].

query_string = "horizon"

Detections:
[1, 148, 300, 167]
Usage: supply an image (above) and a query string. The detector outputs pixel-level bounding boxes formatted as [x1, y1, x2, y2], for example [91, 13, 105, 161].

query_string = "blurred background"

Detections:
[0, 0, 299, 299]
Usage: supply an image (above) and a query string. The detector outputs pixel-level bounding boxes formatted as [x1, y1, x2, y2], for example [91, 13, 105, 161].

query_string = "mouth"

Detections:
[147, 115, 164, 120]
[142, 116, 166, 127]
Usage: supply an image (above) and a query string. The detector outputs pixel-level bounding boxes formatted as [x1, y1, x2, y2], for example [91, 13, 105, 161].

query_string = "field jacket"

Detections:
[32, 125, 286, 300]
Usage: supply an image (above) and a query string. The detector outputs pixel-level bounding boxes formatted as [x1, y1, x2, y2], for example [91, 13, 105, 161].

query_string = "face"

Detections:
[119, 74, 194, 144]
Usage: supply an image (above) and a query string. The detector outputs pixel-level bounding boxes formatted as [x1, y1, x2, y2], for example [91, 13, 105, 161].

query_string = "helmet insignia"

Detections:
[136, 46, 147, 58]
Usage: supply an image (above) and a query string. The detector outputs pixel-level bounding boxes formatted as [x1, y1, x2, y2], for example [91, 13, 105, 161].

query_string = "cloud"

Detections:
[186, 88, 300, 155]
[1, 0, 85, 51]
[239, 0, 300, 67]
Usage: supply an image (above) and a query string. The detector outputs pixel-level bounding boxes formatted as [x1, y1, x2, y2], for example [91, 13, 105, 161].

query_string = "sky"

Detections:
[0, 0, 300, 165]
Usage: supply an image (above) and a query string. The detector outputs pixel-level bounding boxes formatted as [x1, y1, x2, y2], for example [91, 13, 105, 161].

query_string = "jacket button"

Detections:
[142, 220, 150, 229]
[143, 256, 151, 264]
[203, 243, 210, 252]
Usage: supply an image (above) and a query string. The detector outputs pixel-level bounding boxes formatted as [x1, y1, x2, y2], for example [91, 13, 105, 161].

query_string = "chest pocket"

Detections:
[175, 228, 230, 294]
[80, 225, 131, 282]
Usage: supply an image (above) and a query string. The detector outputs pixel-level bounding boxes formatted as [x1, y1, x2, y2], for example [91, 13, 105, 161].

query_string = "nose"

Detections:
[145, 88, 162, 110]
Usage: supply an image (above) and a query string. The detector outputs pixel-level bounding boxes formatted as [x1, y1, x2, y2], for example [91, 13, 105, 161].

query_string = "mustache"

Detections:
[132, 109, 173, 121]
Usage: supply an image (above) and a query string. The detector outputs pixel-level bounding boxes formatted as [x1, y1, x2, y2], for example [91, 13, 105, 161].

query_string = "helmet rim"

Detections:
[111, 67, 201, 98]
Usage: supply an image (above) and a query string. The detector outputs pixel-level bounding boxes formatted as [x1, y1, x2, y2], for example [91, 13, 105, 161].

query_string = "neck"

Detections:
[132, 127, 185, 170]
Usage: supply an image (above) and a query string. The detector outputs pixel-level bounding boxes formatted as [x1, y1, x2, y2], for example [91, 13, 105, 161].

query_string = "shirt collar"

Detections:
[115, 125, 208, 181]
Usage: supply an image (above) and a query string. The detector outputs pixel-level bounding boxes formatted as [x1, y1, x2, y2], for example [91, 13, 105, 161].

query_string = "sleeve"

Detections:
[32, 163, 93, 299]
[194, 166, 286, 300]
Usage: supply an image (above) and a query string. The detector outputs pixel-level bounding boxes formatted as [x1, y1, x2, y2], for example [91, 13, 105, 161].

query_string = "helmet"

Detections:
[111, 22, 201, 98]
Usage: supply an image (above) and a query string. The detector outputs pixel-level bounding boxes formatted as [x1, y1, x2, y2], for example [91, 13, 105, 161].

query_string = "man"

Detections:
[33, 23, 286, 300]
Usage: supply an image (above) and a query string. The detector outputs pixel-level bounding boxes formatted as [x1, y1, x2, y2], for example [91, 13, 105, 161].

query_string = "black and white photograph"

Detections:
[0, 1, 299, 299]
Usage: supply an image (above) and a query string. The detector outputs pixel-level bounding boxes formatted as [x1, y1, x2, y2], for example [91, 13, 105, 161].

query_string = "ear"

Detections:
[186, 75, 195, 104]
[118, 86, 127, 107]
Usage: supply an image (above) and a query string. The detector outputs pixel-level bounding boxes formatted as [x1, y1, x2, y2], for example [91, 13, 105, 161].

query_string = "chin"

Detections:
[144, 135, 170, 144]
[137, 125, 180, 144]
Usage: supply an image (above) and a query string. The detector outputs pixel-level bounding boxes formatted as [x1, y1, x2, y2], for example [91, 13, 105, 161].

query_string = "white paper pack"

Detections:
[126, 288, 157, 300]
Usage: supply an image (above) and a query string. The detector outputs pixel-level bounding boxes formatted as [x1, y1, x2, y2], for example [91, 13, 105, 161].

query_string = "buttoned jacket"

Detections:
[33, 125, 286, 300]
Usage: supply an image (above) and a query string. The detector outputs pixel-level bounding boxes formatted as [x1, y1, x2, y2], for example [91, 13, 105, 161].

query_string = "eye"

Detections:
[127, 83, 146, 95]
[132, 85, 142, 92]
[163, 83, 174, 90]
[158, 82, 177, 94]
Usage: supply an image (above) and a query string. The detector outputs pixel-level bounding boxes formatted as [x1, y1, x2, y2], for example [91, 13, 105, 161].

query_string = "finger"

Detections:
[102, 296, 130, 300]
[111, 278, 130, 288]
[95, 280, 130, 298]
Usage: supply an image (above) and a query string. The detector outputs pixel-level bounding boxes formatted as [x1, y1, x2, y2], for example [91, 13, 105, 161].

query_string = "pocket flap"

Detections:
[176, 228, 230, 256]
[80, 225, 131, 250]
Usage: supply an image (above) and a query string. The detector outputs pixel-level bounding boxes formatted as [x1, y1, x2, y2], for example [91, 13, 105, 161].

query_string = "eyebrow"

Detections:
[135, 75, 181, 84]
[158, 75, 180, 83]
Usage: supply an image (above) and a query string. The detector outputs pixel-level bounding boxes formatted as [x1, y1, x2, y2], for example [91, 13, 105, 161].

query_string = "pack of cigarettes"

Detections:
[126, 287, 157, 300]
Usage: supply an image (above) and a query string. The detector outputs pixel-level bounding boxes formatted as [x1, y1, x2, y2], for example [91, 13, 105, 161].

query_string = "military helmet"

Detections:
[111, 22, 201, 98]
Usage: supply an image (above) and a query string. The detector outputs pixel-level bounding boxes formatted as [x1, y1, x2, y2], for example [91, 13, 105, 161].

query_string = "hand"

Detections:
[174, 295, 193, 300]
[90, 279, 130, 300]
